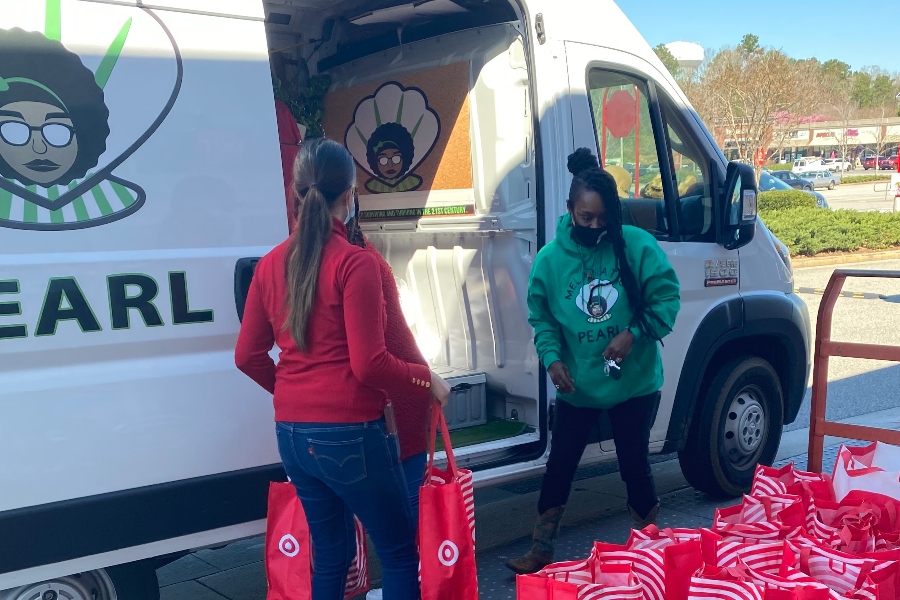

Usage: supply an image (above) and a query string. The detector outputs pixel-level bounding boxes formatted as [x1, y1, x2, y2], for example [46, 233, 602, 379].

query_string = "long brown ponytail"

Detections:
[285, 138, 356, 351]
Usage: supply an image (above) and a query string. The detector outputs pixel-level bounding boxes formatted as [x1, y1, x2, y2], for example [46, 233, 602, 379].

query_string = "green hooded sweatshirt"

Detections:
[527, 215, 681, 409]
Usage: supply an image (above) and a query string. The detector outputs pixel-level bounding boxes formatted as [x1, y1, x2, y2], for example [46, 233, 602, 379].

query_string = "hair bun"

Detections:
[567, 148, 600, 176]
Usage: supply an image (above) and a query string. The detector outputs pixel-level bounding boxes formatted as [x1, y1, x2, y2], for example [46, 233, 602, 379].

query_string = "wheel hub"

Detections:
[6, 571, 117, 600]
[723, 388, 766, 468]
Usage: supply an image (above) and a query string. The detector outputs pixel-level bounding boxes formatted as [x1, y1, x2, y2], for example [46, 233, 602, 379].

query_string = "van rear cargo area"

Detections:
[263, 0, 543, 467]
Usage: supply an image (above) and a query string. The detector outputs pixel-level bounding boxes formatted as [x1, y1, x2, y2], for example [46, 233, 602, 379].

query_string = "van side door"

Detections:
[563, 42, 738, 453]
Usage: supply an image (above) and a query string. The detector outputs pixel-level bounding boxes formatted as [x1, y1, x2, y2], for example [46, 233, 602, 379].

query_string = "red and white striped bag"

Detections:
[734, 560, 873, 600]
[714, 504, 797, 541]
[425, 468, 475, 544]
[594, 542, 668, 600]
[783, 537, 894, 600]
[688, 564, 765, 600]
[700, 529, 786, 574]
[594, 534, 703, 600]
[832, 443, 900, 505]
[802, 498, 842, 541]
[345, 518, 369, 596]
[694, 558, 864, 600]
[752, 464, 831, 499]
[419, 403, 478, 600]
[721, 559, 832, 600]
[630, 526, 702, 550]
[739, 495, 807, 530]
[517, 556, 645, 600]
[264, 481, 369, 600]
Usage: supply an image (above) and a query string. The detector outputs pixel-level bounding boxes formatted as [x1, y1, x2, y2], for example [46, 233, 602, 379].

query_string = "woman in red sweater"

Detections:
[291, 175, 433, 526]
[235, 138, 451, 600]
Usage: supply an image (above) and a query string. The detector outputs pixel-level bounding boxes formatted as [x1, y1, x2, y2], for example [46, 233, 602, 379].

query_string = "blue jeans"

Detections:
[276, 420, 419, 600]
[402, 452, 428, 531]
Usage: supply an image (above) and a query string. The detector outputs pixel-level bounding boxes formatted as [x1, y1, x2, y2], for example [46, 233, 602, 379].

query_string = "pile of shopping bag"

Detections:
[518, 441, 900, 600]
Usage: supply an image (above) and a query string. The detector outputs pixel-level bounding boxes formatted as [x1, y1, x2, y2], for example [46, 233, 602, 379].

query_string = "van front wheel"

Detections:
[3, 561, 159, 600]
[678, 357, 784, 498]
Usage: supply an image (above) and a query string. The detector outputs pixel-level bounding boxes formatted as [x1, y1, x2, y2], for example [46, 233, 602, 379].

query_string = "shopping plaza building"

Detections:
[722, 116, 900, 164]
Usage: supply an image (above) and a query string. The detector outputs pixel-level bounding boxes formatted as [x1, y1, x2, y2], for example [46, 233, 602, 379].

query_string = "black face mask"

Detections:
[572, 224, 606, 247]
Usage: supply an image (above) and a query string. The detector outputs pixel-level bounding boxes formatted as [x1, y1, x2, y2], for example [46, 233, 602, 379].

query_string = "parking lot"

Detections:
[818, 179, 898, 212]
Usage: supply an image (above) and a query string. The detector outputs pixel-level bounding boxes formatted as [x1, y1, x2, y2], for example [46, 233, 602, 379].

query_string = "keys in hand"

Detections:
[604, 358, 622, 380]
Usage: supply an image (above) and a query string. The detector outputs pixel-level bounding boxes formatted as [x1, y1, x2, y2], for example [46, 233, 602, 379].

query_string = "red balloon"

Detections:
[604, 89, 637, 139]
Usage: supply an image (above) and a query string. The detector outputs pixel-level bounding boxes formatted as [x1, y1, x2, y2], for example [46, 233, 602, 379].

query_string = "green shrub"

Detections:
[762, 207, 900, 256]
[758, 190, 817, 211]
[841, 175, 892, 184]
[767, 163, 793, 171]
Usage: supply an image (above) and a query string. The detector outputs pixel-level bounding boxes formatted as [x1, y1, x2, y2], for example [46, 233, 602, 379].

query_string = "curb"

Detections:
[835, 179, 894, 186]
[793, 250, 900, 268]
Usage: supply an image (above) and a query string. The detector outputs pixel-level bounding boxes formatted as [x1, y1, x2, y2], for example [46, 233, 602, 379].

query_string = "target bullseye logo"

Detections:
[279, 534, 300, 557]
[438, 540, 459, 566]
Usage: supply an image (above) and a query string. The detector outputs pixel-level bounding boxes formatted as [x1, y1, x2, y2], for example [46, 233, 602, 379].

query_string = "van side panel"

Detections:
[0, 0, 284, 579]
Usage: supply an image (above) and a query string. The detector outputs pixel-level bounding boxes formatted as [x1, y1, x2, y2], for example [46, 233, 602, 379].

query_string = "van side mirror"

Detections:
[721, 161, 758, 251]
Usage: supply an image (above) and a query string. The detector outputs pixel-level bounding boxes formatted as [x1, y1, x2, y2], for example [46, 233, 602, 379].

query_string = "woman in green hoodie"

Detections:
[506, 148, 681, 575]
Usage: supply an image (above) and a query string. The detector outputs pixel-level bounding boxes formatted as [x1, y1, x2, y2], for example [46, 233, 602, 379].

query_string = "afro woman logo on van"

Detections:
[345, 82, 441, 194]
[0, 0, 182, 231]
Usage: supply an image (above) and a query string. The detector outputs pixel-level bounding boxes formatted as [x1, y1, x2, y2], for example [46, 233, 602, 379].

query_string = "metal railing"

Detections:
[807, 269, 900, 472]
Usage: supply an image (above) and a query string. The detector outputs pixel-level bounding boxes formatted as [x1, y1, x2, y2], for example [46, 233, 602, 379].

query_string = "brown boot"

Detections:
[505, 506, 566, 575]
[628, 501, 660, 530]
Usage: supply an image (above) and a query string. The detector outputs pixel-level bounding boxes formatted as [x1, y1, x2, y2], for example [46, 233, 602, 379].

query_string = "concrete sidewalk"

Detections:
[155, 406, 900, 600]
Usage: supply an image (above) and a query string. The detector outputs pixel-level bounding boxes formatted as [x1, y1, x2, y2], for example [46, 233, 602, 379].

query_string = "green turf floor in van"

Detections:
[435, 419, 532, 451]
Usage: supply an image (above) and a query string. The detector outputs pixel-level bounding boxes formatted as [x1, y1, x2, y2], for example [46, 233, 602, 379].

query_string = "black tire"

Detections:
[828, 181, 835, 190]
[2, 562, 158, 600]
[803, 185, 812, 191]
[678, 357, 784, 498]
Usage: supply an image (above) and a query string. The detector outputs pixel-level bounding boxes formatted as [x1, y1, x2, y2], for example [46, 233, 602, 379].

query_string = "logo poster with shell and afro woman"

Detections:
[322, 61, 474, 219]
[0, 0, 181, 231]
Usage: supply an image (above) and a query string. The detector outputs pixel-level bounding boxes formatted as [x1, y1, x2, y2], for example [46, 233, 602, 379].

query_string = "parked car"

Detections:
[759, 171, 829, 208]
[803, 169, 841, 190]
[810, 189, 830, 209]
[880, 156, 898, 170]
[792, 158, 823, 174]
[863, 155, 884, 170]
[821, 158, 852, 172]
[771, 170, 814, 191]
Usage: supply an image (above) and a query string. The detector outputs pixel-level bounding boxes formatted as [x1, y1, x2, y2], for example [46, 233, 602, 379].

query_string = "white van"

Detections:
[0, 0, 810, 598]
[792, 158, 823, 174]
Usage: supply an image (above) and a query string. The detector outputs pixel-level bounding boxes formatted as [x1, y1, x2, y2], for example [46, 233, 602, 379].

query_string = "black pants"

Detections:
[537, 392, 661, 518]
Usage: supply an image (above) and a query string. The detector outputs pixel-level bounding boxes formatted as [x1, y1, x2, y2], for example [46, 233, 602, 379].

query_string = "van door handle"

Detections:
[234, 257, 260, 322]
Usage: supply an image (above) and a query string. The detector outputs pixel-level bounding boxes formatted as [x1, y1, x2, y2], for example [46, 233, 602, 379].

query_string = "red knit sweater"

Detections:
[364, 241, 430, 460]
[234, 219, 433, 424]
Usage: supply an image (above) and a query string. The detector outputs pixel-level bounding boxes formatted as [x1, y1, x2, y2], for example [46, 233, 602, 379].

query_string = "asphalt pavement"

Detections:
[820, 180, 898, 212]
[152, 258, 900, 600]
[788, 259, 900, 432]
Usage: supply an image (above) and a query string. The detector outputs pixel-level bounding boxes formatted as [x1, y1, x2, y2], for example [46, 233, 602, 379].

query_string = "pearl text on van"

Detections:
[0, 272, 214, 339]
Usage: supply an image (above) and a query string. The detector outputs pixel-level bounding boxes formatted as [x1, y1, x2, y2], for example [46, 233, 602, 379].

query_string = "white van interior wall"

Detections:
[368, 231, 538, 399]
[323, 24, 540, 430]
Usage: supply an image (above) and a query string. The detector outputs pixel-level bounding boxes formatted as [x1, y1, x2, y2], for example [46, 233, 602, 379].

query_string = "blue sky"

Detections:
[617, 1, 900, 74]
